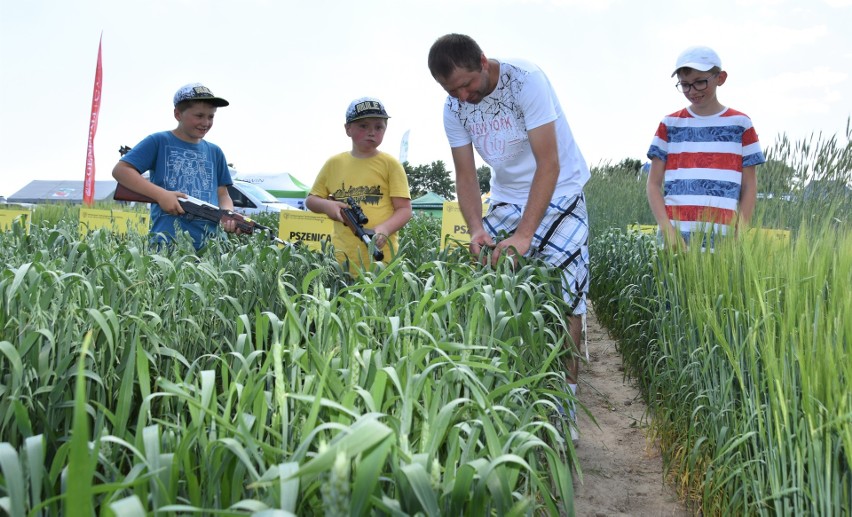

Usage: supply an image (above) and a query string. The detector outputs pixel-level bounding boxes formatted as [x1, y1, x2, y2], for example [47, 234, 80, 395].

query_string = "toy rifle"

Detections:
[114, 146, 286, 245]
[114, 184, 287, 245]
[338, 197, 384, 261]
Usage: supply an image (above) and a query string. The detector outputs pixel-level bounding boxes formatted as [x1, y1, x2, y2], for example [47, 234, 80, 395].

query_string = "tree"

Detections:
[595, 158, 643, 179]
[759, 159, 799, 196]
[404, 160, 456, 200]
[476, 165, 491, 195]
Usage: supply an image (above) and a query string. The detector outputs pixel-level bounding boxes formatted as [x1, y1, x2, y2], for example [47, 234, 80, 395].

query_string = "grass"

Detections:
[0, 211, 579, 515]
[587, 128, 852, 515]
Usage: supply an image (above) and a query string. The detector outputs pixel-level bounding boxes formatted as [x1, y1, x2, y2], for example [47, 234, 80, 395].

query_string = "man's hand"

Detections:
[468, 228, 496, 264]
[490, 234, 531, 267]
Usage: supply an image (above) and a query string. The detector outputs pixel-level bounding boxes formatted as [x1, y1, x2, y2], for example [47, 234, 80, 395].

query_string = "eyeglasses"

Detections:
[675, 73, 718, 93]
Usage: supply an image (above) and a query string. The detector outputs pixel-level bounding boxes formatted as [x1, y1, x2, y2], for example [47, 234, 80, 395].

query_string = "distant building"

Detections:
[802, 179, 852, 201]
[7, 180, 118, 204]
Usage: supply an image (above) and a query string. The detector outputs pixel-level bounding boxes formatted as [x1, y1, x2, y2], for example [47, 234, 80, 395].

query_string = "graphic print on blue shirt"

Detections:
[165, 146, 215, 199]
[665, 179, 741, 200]
[668, 124, 746, 144]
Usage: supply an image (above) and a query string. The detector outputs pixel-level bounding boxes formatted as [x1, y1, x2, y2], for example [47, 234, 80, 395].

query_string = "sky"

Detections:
[1, 0, 851, 199]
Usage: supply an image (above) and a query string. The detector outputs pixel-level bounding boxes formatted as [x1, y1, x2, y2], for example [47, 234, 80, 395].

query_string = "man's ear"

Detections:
[716, 71, 728, 86]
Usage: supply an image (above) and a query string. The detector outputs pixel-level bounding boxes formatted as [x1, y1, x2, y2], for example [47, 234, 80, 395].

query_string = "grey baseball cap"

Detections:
[345, 97, 390, 123]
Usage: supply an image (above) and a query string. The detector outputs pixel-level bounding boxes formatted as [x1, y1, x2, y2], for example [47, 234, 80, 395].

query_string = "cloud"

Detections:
[430, 0, 617, 8]
[735, 0, 784, 6]
[540, 0, 616, 8]
[668, 19, 828, 55]
[760, 66, 847, 91]
[655, 6, 829, 56]
[749, 66, 848, 115]
[747, 23, 829, 53]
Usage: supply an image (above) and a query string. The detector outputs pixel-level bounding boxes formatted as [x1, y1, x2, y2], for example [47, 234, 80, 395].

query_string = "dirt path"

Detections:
[570, 306, 690, 517]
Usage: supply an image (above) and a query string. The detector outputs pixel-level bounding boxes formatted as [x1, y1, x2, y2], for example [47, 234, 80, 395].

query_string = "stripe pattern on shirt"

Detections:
[647, 107, 765, 237]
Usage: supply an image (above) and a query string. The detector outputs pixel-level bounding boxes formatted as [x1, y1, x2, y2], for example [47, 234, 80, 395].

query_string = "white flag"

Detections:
[399, 129, 410, 163]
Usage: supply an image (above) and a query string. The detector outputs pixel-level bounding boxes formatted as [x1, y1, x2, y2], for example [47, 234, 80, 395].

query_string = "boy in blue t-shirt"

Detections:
[112, 82, 240, 250]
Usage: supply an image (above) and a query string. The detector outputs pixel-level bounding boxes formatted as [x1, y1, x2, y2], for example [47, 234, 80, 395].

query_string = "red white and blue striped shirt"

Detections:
[647, 107, 765, 238]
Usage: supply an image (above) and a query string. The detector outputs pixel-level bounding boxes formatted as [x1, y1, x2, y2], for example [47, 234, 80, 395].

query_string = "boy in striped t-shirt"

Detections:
[646, 46, 765, 250]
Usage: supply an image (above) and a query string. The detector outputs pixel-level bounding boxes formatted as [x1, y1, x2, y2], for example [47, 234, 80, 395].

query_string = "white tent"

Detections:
[232, 172, 310, 209]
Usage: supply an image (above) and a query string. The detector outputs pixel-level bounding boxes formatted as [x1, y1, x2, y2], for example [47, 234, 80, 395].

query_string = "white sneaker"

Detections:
[569, 421, 579, 444]
[556, 403, 579, 444]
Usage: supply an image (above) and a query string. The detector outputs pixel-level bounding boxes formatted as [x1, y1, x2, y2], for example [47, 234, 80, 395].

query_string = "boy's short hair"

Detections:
[672, 46, 721, 77]
[428, 33, 483, 80]
[345, 97, 390, 124]
[173, 83, 229, 108]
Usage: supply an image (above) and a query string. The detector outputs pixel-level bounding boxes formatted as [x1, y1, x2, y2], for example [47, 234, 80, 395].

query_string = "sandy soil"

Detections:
[569, 306, 691, 517]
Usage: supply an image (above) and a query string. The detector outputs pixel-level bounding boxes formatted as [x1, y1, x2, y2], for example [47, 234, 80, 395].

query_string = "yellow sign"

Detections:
[440, 202, 488, 250]
[627, 225, 792, 249]
[0, 208, 32, 233]
[745, 227, 791, 252]
[754, 227, 791, 243]
[78, 208, 149, 237]
[627, 224, 658, 235]
[279, 211, 333, 251]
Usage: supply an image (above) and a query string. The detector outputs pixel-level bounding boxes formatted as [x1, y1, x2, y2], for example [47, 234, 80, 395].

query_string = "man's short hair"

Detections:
[427, 33, 483, 80]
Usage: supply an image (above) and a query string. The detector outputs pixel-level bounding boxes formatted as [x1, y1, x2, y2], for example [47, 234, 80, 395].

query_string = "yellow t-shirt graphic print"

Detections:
[310, 151, 410, 271]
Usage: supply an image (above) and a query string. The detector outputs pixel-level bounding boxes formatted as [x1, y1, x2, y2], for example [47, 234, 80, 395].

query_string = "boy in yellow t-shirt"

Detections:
[305, 97, 412, 271]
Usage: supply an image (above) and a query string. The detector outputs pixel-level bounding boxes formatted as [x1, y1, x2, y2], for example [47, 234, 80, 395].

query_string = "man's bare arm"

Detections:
[493, 121, 560, 260]
[451, 144, 494, 254]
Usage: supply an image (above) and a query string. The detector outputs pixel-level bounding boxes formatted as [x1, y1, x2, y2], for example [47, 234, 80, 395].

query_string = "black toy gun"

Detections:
[339, 197, 384, 261]
[113, 182, 287, 246]
[115, 144, 286, 245]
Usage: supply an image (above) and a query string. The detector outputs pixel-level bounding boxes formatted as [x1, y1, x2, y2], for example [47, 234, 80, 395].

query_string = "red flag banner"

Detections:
[83, 34, 103, 206]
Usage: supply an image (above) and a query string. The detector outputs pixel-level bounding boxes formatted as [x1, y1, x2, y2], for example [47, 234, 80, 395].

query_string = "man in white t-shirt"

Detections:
[428, 33, 591, 442]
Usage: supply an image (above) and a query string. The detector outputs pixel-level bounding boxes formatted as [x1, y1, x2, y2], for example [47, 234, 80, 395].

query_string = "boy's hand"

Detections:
[221, 218, 239, 234]
[156, 191, 188, 215]
[371, 226, 389, 249]
[331, 201, 350, 223]
[322, 196, 349, 223]
[662, 224, 686, 251]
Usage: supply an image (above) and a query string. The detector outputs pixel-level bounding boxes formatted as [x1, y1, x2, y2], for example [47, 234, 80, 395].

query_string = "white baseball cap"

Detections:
[672, 46, 721, 77]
